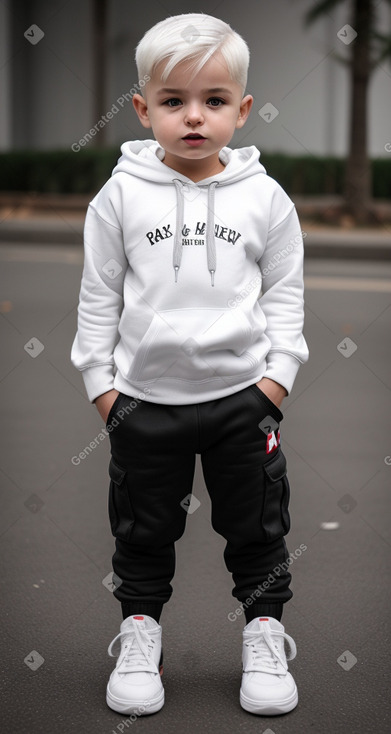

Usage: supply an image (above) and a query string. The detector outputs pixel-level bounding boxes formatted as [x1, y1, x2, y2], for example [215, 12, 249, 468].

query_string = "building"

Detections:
[1, 0, 390, 157]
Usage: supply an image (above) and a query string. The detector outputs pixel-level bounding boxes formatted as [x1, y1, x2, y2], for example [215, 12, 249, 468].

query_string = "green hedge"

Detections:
[0, 149, 119, 195]
[0, 149, 390, 198]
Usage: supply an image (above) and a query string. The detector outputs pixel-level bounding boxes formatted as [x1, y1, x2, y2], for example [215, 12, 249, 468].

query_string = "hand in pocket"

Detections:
[95, 389, 120, 423]
[255, 378, 287, 409]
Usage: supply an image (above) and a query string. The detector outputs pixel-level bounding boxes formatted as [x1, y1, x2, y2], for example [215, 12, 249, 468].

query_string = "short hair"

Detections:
[135, 13, 250, 94]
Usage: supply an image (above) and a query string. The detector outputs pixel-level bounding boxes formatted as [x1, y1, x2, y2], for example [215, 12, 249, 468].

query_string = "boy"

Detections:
[71, 12, 309, 718]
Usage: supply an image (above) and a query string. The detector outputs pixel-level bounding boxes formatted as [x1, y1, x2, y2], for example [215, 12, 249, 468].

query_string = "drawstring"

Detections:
[172, 179, 219, 286]
[206, 181, 218, 286]
[172, 179, 184, 284]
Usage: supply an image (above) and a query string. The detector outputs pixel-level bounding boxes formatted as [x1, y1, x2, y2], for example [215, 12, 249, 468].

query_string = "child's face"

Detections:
[132, 52, 253, 181]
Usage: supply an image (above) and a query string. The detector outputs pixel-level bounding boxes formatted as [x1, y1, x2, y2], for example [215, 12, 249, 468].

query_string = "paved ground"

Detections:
[0, 243, 390, 734]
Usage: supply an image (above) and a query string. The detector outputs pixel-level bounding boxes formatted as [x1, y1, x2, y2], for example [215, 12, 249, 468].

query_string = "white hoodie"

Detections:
[71, 140, 309, 405]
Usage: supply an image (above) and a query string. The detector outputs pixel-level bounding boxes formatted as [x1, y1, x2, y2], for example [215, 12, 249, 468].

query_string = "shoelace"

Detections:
[244, 624, 297, 675]
[108, 623, 158, 673]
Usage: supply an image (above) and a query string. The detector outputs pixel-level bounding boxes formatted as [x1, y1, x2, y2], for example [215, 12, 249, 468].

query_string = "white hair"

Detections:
[135, 13, 250, 94]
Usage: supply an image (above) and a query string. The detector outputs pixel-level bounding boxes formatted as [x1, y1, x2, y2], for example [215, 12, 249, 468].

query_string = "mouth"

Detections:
[182, 133, 207, 147]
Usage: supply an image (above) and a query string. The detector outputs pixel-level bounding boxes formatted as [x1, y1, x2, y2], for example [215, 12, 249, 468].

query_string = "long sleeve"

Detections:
[70, 203, 128, 403]
[257, 189, 309, 395]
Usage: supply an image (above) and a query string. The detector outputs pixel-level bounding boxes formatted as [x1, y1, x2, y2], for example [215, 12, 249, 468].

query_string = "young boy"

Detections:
[71, 12, 309, 718]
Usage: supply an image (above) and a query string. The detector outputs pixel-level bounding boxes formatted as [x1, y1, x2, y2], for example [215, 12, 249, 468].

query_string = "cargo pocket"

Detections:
[108, 457, 135, 542]
[261, 449, 290, 541]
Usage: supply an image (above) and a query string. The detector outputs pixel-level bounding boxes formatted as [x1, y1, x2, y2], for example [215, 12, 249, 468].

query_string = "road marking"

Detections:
[304, 276, 391, 292]
[0, 245, 83, 264]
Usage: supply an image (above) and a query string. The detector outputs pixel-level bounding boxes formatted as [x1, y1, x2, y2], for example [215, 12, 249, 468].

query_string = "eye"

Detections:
[207, 97, 225, 107]
[163, 98, 182, 107]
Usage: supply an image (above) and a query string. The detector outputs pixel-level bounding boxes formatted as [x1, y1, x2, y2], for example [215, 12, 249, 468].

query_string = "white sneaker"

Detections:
[240, 616, 298, 715]
[106, 614, 164, 715]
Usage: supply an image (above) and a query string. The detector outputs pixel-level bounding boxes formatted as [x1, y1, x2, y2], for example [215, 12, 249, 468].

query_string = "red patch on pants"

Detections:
[266, 430, 280, 454]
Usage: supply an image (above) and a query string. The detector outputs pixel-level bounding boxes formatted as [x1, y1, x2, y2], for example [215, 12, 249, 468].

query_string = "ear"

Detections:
[132, 93, 152, 128]
[235, 94, 253, 129]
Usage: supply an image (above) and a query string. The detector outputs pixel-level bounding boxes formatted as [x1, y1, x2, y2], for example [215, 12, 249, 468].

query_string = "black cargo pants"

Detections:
[106, 383, 293, 623]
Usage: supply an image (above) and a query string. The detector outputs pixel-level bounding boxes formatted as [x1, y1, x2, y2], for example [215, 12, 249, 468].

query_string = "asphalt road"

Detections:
[1, 244, 390, 734]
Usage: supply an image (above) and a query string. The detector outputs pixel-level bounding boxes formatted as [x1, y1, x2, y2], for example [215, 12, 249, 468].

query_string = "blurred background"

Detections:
[1, 2, 391, 734]
[0, 0, 391, 225]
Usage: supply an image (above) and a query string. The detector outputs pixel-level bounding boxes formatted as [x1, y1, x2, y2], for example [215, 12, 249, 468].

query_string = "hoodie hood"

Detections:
[112, 139, 266, 185]
[111, 140, 266, 285]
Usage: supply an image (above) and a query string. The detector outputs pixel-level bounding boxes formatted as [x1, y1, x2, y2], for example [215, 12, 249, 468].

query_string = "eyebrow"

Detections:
[156, 87, 233, 95]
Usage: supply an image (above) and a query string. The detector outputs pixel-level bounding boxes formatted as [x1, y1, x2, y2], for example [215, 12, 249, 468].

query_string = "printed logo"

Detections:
[266, 430, 281, 454]
[145, 221, 241, 247]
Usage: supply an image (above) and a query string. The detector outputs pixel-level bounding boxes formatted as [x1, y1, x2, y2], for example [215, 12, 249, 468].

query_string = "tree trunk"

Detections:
[344, 0, 373, 223]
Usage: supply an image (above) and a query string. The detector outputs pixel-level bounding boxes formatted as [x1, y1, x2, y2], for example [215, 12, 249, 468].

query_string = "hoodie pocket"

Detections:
[128, 307, 258, 382]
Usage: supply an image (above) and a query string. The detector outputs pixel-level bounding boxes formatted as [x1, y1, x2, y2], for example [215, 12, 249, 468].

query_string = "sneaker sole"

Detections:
[106, 653, 164, 715]
[240, 686, 298, 716]
[106, 687, 164, 715]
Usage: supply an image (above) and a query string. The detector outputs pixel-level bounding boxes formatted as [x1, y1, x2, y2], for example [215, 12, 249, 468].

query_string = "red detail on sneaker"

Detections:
[259, 617, 269, 621]
[133, 616, 144, 620]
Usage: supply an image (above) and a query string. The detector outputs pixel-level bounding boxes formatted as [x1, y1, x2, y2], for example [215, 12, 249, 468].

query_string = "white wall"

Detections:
[4, 0, 391, 156]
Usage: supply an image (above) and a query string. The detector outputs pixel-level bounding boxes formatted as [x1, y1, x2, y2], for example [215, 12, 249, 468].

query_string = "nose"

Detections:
[184, 101, 204, 126]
